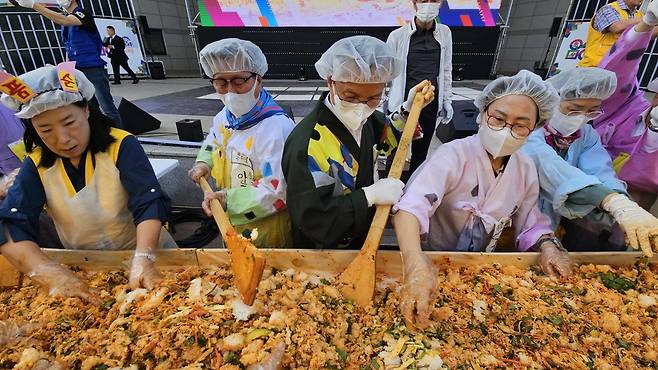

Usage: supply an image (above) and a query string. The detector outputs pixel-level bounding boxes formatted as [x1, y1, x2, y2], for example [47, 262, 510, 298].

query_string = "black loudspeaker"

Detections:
[147, 61, 166, 80]
[176, 119, 204, 142]
[117, 98, 161, 135]
[549, 17, 563, 37]
[138, 15, 151, 33]
[435, 101, 479, 143]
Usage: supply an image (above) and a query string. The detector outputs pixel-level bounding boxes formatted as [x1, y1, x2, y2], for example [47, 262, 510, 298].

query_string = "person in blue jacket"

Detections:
[16, 0, 123, 128]
[522, 67, 658, 254]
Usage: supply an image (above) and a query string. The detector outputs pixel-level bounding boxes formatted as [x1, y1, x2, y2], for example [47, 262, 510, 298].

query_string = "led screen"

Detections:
[198, 0, 501, 27]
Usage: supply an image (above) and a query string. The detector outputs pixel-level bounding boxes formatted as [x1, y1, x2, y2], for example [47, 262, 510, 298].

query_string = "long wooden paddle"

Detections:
[199, 177, 265, 305]
[337, 80, 435, 307]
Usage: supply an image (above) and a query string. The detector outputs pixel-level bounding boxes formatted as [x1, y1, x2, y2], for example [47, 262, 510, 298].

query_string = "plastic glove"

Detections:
[644, 0, 658, 26]
[188, 162, 210, 183]
[202, 190, 227, 216]
[362, 178, 404, 207]
[246, 342, 286, 370]
[602, 193, 658, 257]
[15, 0, 36, 8]
[0, 169, 19, 200]
[400, 251, 438, 331]
[402, 80, 436, 112]
[538, 241, 572, 277]
[439, 102, 454, 124]
[0, 320, 41, 346]
[27, 262, 100, 303]
[128, 254, 162, 291]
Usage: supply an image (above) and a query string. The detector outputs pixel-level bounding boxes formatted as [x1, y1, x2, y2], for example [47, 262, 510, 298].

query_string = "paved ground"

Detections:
[111, 77, 658, 246]
[111, 78, 488, 247]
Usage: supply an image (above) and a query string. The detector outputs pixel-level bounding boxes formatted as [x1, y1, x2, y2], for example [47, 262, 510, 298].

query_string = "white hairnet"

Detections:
[315, 36, 403, 83]
[199, 38, 268, 77]
[0, 65, 95, 119]
[547, 67, 617, 101]
[474, 70, 560, 124]
[648, 77, 658, 93]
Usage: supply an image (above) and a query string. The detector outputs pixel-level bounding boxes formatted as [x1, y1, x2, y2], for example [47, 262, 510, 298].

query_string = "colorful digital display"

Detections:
[198, 0, 501, 27]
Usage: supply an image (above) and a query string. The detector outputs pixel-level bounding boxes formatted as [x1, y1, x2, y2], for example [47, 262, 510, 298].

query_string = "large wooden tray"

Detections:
[1, 249, 651, 288]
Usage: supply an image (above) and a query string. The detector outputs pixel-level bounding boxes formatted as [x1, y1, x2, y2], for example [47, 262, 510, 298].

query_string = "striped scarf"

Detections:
[225, 88, 286, 130]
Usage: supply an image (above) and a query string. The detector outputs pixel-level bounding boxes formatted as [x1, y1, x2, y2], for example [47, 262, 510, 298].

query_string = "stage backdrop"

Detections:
[197, 0, 501, 27]
[95, 18, 147, 77]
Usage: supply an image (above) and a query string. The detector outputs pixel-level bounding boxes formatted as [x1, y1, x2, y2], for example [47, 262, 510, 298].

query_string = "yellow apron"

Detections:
[28, 128, 175, 250]
[579, 1, 643, 67]
[210, 129, 291, 249]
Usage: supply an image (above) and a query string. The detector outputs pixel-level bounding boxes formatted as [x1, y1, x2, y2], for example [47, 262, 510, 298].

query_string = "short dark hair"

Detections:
[107, 26, 115, 31]
[22, 100, 117, 168]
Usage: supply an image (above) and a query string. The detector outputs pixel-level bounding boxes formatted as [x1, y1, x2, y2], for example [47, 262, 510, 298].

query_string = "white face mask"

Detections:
[57, 0, 72, 9]
[551, 108, 588, 136]
[330, 93, 377, 131]
[218, 81, 259, 117]
[478, 121, 528, 159]
[416, 2, 441, 23]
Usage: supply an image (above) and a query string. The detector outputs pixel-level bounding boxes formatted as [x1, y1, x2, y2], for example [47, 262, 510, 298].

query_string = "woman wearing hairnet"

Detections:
[393, 70, 571, 330]
[521, 68, 658, 255]
[591, 1, 658, 214]
[282, 36, 433, 248]
[188, 39, 295, 248]
[0, 62, 175, 302]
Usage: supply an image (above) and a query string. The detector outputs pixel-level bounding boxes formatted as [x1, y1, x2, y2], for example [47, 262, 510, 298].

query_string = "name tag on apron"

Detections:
[230, 151, 254, 188]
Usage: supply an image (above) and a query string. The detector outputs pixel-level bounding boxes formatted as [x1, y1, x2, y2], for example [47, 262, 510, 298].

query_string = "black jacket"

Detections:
[103, 35, 128, 62]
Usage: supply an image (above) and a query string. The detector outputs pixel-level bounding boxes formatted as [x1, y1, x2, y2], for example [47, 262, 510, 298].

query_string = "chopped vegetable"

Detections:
[245, 328, 271, 343]
[599, 271, 636, 292]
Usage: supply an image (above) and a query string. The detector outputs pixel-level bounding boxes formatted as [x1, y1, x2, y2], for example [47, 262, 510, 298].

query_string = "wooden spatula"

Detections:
[337, 80, 435, 307]
[199, 177, 265, 305]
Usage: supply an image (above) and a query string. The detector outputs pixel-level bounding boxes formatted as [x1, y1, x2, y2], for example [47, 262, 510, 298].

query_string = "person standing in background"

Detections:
[16, 0, 124, 128]
[579, 0, 644, 67]
[104, 26, 139, 85]
[386, 0, 453, 181]
[0, 104, 24, 187]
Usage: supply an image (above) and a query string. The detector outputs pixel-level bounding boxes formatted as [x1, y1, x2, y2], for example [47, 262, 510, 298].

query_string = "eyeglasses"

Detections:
[565, 110, 604, 120]
[210, 73, 256, 90]
[338, 93, 387, 108]
[485, 109, 534, 139]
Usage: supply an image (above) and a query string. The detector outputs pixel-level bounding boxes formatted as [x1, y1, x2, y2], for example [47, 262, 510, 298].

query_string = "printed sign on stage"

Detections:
[95, 18, 147, 77]
[549, 21, 589, 77]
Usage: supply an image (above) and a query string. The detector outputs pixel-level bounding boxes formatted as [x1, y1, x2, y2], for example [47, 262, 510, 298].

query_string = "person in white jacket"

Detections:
[386, 0, 453, 180]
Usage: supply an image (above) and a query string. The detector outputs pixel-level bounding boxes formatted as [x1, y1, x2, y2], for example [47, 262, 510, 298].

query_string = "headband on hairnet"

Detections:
[0, 62, 95, 119]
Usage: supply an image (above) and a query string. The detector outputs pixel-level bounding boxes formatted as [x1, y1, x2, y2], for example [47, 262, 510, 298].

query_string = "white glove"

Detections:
[16, 0, 36, 8]
[440, 102, 454, 124]
[0, 169, 19, 200]
[402, 83, 436, 113]
[644, 0, 658, 27]
[362, 178, 404, 207]
[602, 193, 658, 257]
